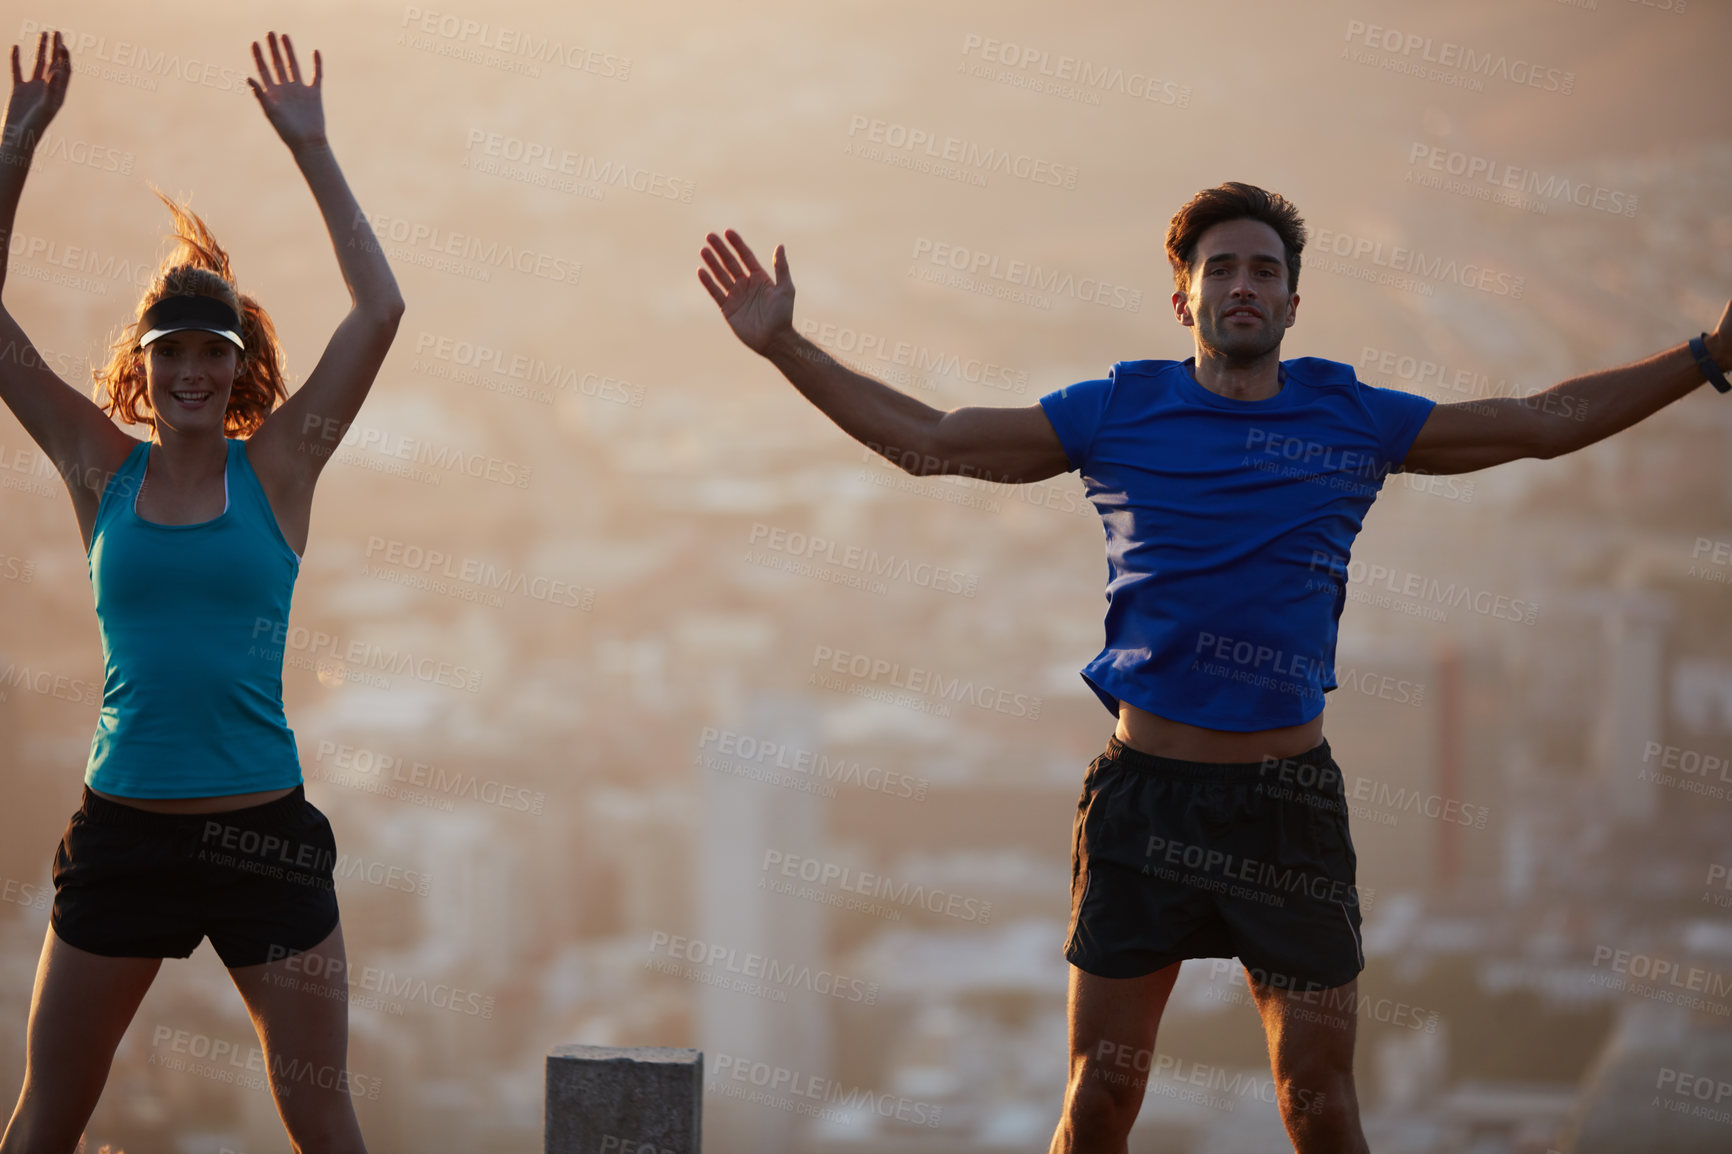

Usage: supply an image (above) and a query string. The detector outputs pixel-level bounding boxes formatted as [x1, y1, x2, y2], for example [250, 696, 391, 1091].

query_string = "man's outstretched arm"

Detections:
[1400, 303, 1731, 475]
[698, 228, 1071, 483]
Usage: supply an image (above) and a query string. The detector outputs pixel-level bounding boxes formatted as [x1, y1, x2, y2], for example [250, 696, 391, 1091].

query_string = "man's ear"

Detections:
[1172, 290, 1195, 328]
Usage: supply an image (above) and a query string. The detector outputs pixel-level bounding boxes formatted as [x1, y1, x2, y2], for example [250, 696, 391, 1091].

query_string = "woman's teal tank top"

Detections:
[84, 438, 303, 798]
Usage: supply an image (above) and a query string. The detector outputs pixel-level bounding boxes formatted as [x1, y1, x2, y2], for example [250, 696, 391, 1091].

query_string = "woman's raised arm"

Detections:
[0, 31, 137, 520]
[244, 31, 405, 497]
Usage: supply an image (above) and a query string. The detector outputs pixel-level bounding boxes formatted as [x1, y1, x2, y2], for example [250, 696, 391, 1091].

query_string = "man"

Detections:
[697, 182, 1732, 1152]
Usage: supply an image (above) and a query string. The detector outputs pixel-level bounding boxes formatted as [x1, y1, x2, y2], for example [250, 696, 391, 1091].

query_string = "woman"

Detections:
[0, 30, 403, 1154]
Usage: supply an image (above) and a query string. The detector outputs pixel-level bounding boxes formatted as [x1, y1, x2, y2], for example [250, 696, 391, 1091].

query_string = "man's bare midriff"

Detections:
[89, 786, 298, 814]
[1114, 701, 1324, 764]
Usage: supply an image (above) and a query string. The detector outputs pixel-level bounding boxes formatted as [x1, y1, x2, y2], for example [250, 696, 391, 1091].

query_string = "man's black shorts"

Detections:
[51, 784, 342, 968]
[1066, 735, 1364, 991]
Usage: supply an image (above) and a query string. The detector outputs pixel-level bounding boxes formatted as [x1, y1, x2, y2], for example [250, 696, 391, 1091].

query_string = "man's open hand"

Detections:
[699, 229, 794, 355]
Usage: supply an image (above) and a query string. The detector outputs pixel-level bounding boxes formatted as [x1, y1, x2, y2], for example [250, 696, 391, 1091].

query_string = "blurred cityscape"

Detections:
[1, 1, 1730, 1151]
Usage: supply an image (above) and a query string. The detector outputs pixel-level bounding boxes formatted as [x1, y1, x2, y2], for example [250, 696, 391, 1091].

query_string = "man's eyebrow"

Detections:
[1201, 251, 1284, 265]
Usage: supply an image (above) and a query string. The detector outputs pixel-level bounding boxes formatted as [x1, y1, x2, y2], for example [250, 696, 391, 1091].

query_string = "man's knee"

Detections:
[1273, 1057, 1353, 1122]
[1067, 1052, 1146, 1121]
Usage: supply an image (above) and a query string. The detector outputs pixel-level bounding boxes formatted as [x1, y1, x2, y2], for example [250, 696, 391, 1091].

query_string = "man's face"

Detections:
[1172, 218, 1298, 361]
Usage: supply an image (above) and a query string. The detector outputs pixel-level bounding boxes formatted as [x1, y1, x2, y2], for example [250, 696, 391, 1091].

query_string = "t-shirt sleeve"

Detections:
[1037, 376, 1115, 473]
[1358, 380, 1437, 475]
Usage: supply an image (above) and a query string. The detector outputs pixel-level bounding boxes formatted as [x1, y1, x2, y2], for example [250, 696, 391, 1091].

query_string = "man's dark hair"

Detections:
[1165, 182, 1306, 297]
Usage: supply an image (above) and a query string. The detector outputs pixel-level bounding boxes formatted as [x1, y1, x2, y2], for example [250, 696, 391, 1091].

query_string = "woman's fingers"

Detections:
[268, 31, 289, 85]
[251, 40, 272, 89]
[282, 33, 303, 84]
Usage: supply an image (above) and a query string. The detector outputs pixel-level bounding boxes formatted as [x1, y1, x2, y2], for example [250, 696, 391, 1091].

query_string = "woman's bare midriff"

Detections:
[88, 786, 298, 814]
[1114, 701, 1324, 764]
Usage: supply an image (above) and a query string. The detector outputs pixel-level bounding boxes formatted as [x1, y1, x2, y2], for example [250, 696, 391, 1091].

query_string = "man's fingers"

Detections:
[698, 268, 727, 308]
[773, 245, 789, 285]
[700, 246, 736, 291]
[310, 48, 322, 88]
[711, 234, 747, 281]
[728, 230, 765, 278]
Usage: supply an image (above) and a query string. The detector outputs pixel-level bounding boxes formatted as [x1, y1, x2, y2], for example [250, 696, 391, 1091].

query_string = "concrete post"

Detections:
[545, 1045, 702, 1154]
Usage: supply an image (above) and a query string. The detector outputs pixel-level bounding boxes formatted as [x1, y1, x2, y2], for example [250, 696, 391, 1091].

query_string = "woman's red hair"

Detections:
[93, 190, 287, 437]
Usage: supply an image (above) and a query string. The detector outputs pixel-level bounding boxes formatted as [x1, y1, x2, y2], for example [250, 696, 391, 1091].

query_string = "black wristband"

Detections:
[1690, 334, 1731, 394]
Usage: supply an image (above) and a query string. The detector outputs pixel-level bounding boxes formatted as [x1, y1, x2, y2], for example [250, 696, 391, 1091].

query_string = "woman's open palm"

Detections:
[5, 31, 71, 142]
[247, 31, 325, 151]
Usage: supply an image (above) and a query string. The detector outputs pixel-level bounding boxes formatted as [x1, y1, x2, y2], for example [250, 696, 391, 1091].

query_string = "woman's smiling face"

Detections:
[142, 329, 240, 434]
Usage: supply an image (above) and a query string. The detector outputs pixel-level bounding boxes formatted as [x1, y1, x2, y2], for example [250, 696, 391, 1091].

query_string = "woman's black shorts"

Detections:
[1066, 735, 1365, 992]
[51, 784, 341, 968]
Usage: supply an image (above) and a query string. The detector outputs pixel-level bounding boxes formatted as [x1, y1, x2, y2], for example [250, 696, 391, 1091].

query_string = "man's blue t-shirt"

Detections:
[1038, 355, 1436, 731]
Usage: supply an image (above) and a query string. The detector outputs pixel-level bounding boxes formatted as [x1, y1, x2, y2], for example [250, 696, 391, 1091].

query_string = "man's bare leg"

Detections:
[1246, 972, 1369, 1153]
[1049, 962, 1181, 1154]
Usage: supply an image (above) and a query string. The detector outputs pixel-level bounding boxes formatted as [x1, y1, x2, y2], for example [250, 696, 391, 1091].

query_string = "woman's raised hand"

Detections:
[246, 31, 325, 153]
[5, 30, 71, 148]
